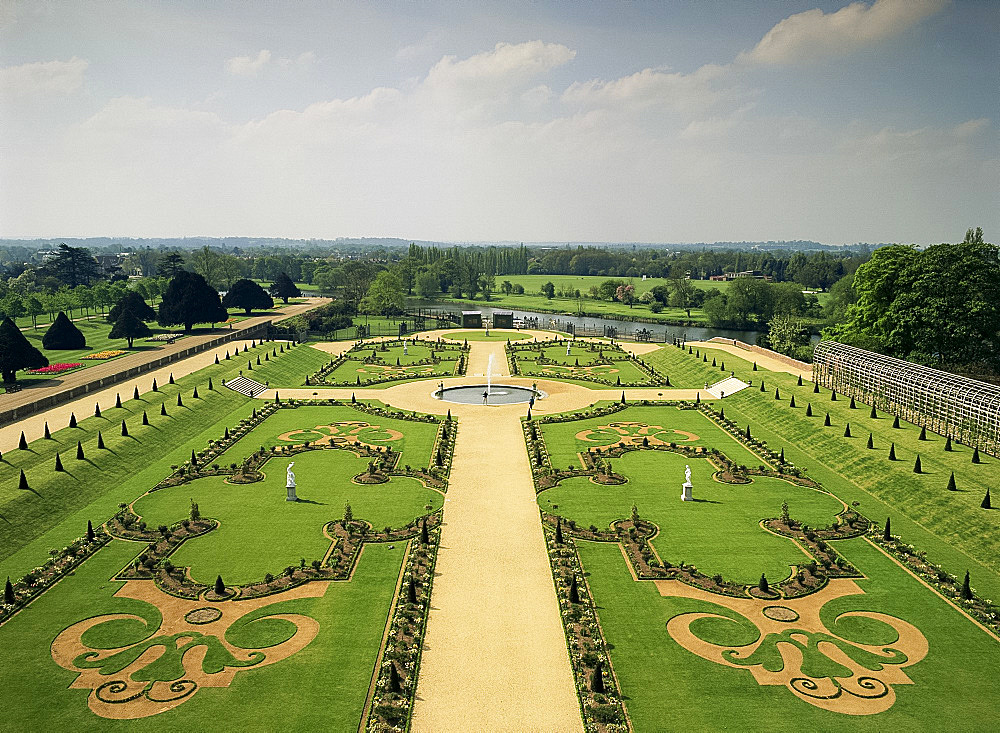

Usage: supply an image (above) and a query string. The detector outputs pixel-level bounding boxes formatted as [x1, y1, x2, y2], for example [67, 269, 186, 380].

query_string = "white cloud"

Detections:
[0, 57, 88, 97]
[225, 49, 272, 76]
[561, 64, 735, 115]
[423, 41, 575, 99]
[739, 0, 947, 65]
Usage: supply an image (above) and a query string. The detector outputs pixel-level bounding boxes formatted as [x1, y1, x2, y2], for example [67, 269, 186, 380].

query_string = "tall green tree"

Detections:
[0, 316, 47, 383]
[109, 308, 153, 348]
[223, 278, 274, 315]
[159, 252, 185, 277]
[107, 291, 156, 324]
[158, 271, 226, 331]
[269, 272, 302, 304]
[828, 234, 1000, 370]
[40, 243, 103, 287]
[43, 311, 87, 349]
[359, 271, 405, 315]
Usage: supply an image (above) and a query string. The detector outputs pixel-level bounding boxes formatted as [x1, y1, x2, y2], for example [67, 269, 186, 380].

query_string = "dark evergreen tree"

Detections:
[214, 575, 226, 595]
[161, 403, 168, 416]
[97, 431, 105, 449]
[870, 405, 877, 419]
[844, 423, 851, 438]
[892, 415, 900, 429]
[193, 386, 199, 398]
[569, 575, 581, 604]
[961, 571, 973, 600]
[54, 452, 64, 471]
[0, 316, 47, 383]
[158, 271, 226, 331]
[806, 403, 813, 417]
[222, 278, 274, 315]
[789, 395, 796, 408]
[944, 436, 952, 451]
[42, 311, 87, 349]
[18, 469, 29, 491]
[86, 520, 95, 542]
[796, 374, 802, 386]
[831, 390, 837, 401]
[919, 426, 927, 440]
[555, 517, 563, 544]
[779, 447, 785, 463]
[269, 272, 301, 304]
[888, 443, 896, 460]
[4, 576, 14, 604]
[774, 387, 780, 399]
[849, 396, 856, 409]
[591, 661, 605, 693]
[389, 661, 402, 693]
[745, 424, 752, 439]
[109, 307, 152, 348]
[133, 386, 139, 399]
[38, 243, 101, 287]
[76, 441, 84, 459]
[94, 403, 101, 418]
[813, 382, 819, 393]
[913, 455, 922, 473]
[107, 290, 156, 324]
[44, 422, 51, 439]
[981, 488, 992, 509]
[116, 393, 123, 408]
[867, 433, 874, 449]
[972, 447, 981, 464]
[883, 517, 891, 541]
[407, 578, 417, 604]
[758, 574, 769, 593]
[947, 472, 956, 491]
[18, 431, 27, 449]
[759, 381, 765, 392]
[824, 412, 831, 426]
[420, 519, 430, 545]
[121, 420, 128, 437]
[177, 393, 183, 407]
[68, 413, 77, 428]
[142, 410, 149, 425]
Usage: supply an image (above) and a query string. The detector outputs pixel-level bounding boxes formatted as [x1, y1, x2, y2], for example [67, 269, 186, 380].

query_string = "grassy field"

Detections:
[510, 342, 658, 388]
[538, 388, 1000, 728]
[579, 536, 1000, 731]
[0, 342, 336, 580]
[445, 330, 532, 342]
[0, 535, 405, 729]
[316, 342, 463, 388]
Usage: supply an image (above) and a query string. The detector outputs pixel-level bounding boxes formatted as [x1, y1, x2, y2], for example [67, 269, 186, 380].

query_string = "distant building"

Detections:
[493, 311, 514, 329]
[708, 270, 772, 282]
[461, 311, 483, 328]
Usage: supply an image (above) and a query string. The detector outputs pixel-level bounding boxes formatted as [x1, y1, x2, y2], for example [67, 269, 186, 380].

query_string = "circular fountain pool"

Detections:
[436, 385, 540, 405]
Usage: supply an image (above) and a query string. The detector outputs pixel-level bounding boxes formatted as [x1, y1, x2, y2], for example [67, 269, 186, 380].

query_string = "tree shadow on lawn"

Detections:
[291, 497, 326, 505]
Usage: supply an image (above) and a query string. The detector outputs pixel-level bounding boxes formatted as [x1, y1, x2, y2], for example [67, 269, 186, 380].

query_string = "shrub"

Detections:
[42, 311, 86, 350]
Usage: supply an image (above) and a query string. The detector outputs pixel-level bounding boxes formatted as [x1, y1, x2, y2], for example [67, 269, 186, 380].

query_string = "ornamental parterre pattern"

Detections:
[659, 578, 928, 715]
[52, 580, 326, 719]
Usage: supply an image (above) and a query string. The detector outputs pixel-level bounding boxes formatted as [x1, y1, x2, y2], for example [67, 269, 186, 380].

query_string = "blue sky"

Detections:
[1, 0, 996, 243]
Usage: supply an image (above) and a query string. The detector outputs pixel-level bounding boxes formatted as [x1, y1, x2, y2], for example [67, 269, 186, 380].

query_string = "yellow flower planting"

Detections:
[83, 350, 126, 360]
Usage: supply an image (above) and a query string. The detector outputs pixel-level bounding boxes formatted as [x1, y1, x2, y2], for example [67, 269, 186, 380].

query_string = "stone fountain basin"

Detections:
[435, 385, 541, 405]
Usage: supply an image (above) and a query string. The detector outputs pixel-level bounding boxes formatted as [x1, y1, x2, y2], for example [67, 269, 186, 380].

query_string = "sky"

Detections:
[0, 0, 997, 244]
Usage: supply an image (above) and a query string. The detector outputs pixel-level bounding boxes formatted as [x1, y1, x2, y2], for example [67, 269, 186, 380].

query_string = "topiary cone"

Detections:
[913, 455, 922, 473]
[161, 403, 168, 416]
[592, 660, 605, 693]
[208, 377, 213, 390]
[44, 422, 51, 439]
[76, 441, 84, 460]
[796, 374, 802, 386]
[867, 433, 874, 449]
[116, 393, 122, 408]
[892, 415, 900, 429]
[215, 354, 219, 364]
[569, 575, 581, 604]
[774, 388, 780, 400]
[919, 426, 927, 440]
[214, 575, 226, 595]
[824, 413, 831, 427]
[870, 405, 877, 419]
[849, 396, 856, 409]
[97, 431, 105, 449]
[421, 519, 430, 545]
[944, 436, 952, 451]
[389, 661, 402, 693]
[883, 517, 891, 541]
[54, 452, 64, 471]
[813, 382, 819, 393]
[806, 403, 812, 417]
[86, 519, 95, 542]
[19, 432, 28, 449]
[843, 423, 851, 438]
[133, 386, 139, 400]
[555, 517, 563, 544]
[121, 420, 128, 437]
[176, 393, 183, 407]
[18, 469, 29, 491]
[5, 576, 15, 604]
[68, 413, 77, 429]
[789, 395, 796, 408]
[972, 447, 981, 464]
[192, 386, 199, 399]
[888, 443, 896, 460]
[407, 578, 417, 604]
[745, 425, 752, 440]
[142, 410, 149, 425]
[168, 373, 174, 385]
[760, 381, 766, 392]
[758, 573, 769, 593]
[94, 403, 101, 418]
[151, 378, 157, 392]
[620, 391, 626, 405]
[947, 472, 956, 491]
[982, 488, 992, 509]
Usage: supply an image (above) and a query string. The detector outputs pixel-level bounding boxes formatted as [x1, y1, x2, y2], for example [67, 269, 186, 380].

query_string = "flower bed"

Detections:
[145, 333, 179, 342]
[27, 362, 81, 374]
[83, 349, 126, 360]
[366, 523, 441, 732]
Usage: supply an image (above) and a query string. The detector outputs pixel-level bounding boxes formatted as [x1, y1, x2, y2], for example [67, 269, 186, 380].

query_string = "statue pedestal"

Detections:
[286, 484, 298, 501]
[680, 481, 693, 501]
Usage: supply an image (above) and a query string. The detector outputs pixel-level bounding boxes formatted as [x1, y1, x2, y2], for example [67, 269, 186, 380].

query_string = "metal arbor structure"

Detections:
[812, 340, 1000, 456]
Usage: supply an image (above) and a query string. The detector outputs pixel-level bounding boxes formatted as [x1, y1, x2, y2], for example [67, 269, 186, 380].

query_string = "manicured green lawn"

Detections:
[512, 343, 657, 387]
[0, 342, 329, 581]
[579, 536, 1000, 730]
[134, 450, 440, 584]
[0, 536, 404, 730]
[319, 342, 462, 387]
[644, 342, 754, 389]
[545, 449, 840, 584]
[212, 403, 439, 469]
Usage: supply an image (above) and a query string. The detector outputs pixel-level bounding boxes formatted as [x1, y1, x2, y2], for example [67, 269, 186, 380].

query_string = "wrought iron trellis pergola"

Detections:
[812, 341, 1000, 456]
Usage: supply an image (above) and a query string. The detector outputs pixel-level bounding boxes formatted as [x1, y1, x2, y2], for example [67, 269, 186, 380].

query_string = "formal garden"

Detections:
[525, 380, 1000, 731]
[506, 339, 666, 388]
[0, 338, 454, 730]
[306, 338, 469, 388]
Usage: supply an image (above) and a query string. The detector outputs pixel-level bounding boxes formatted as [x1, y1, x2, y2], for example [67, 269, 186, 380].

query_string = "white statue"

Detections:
[566, 342, 571, 356]
[286, 462, 297, 501]
[403, 339, 408, 355]
[681, 464, 693, 502]
[685, 465, 692, 485]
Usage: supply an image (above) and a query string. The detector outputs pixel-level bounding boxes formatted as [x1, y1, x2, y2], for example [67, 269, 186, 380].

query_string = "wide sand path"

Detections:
[410, 342, 583, 732]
